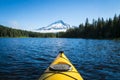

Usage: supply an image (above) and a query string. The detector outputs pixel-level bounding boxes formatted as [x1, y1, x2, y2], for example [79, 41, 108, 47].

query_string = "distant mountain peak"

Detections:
[54, 20, 64, 23]
[47, 20, 66, 27]
[53, 20, 65, 25]
[34, 20, 72, 33]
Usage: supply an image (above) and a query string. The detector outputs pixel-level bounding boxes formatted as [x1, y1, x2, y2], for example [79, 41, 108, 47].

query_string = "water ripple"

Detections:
[0, 38, 120, 80]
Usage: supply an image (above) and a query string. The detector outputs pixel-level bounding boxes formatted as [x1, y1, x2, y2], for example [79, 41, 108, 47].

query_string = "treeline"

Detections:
[0, 25, 56, 37]
[59, 14, 120, 39]
[0, 14, 120, 39]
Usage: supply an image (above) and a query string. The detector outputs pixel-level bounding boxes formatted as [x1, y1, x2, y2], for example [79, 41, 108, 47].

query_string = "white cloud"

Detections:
[9, 20, 21, 29]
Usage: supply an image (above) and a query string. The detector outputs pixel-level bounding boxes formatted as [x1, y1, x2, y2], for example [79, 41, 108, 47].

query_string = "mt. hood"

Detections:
[35, 20, 71, 33]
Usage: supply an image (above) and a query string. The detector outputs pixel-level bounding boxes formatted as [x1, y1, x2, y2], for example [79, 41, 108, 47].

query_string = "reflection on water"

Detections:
[0, 38, 120, 80]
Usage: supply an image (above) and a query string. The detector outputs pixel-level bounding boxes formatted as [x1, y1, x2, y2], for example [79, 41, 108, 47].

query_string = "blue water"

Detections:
[0, 38, 120, 80]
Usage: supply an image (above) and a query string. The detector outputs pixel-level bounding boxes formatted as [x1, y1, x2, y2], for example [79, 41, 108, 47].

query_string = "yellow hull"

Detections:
[39, 51, 83, 80]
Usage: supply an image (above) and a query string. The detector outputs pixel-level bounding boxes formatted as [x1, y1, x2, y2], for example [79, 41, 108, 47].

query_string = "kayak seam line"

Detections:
[42, 73, 55, 80]
[58, 72, 78, 80]
[44, 71, 79, 74]
[60, 55, 69, 61]
[42, 72, 78, 80]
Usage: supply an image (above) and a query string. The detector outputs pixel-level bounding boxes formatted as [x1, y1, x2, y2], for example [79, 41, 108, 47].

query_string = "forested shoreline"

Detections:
[59, 14, 120, 39]
[0, 14, 120, 39]
[0, 25, 56, 38]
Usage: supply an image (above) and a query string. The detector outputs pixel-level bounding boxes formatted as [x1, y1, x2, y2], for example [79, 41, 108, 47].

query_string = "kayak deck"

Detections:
[39, 51, 83, 80]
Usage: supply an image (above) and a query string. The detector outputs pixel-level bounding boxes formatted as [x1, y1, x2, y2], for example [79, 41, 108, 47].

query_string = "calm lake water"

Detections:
[0, 38, 120, 80]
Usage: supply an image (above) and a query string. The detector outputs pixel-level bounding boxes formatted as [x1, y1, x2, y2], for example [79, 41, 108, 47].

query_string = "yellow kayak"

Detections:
[39, 51, 83, 80]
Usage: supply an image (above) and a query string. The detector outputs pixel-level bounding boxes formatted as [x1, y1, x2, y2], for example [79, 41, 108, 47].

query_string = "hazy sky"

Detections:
[0, 0, 120, 30]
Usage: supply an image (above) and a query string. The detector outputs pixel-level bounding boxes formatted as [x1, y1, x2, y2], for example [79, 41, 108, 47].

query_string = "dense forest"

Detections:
[0, 25, 56, 38]
[59, 14, 120, 39]
[0, 14, 120, 39]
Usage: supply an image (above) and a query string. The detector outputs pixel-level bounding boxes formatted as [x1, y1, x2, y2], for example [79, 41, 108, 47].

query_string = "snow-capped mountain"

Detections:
[35, 20, 71, 33]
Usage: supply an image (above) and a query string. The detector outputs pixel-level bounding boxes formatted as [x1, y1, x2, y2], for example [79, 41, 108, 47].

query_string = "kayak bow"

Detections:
[39, 51, 83, 80]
